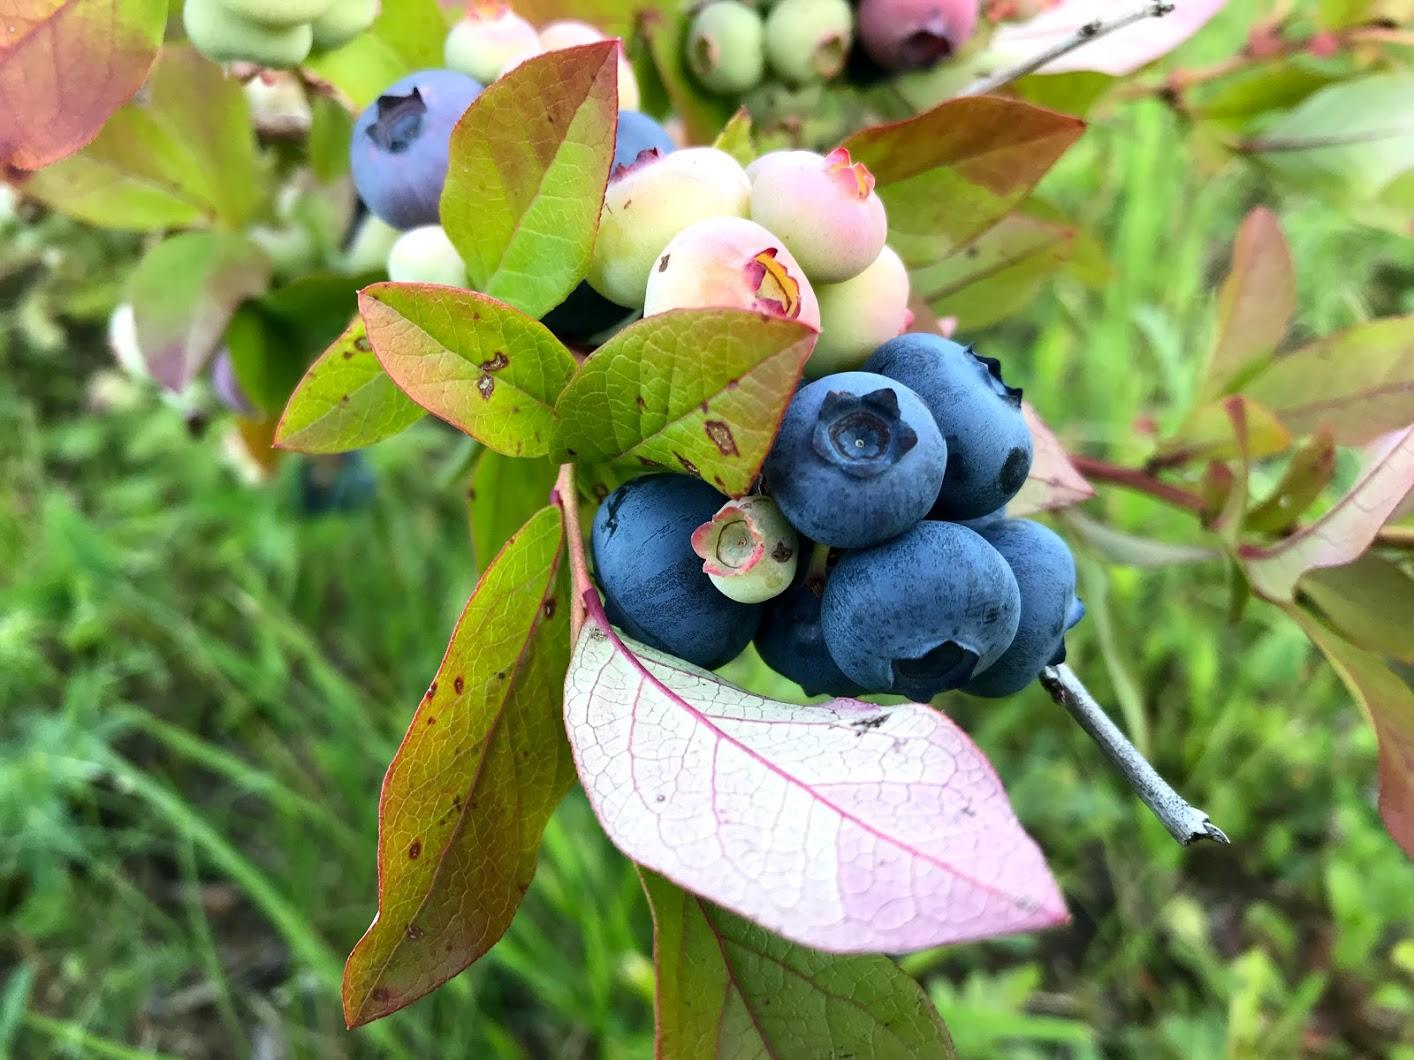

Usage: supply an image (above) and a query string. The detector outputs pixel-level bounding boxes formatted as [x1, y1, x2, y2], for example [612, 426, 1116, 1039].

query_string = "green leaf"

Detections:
[468, 450, 559, 570]
[637, 5, 736, 144]
[441, 43, 619, 318]
[308, 95, 354, 185]
[1240, 425, 1414, 601]
[275, 317, 425, 453]
[1245, 430, 1336, 534]
[0, 0, 165, 172]
[1199, 206, 1294, 401]
[1160, 395, 1292, 468]
[342, 506, 572, 1026]
[1244, 73, 1414, 204]
[1060, 511, 1220, 569]
[1291, 609, 1414, 858]
[359, 283, 578, 457]
[304, 0, 447, 110]
[514, 0, 638, 36]
[712, 107, 756, 167]
[550, 309, 816, 496]
[1242, 316, 1414, 446]
[641, 870, 956, 1059]
[1302, 555, 1414, 666]
[129, 231, 271, 393]
[839, 96, 1085, 268]
[22, 44, 264, 231]
[1194, 63, 1340, 122]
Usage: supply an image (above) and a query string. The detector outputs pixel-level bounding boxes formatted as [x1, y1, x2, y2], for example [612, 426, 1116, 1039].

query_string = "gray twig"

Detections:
[1039, 663, 1230, 846]
[960, 2, 1177, 97]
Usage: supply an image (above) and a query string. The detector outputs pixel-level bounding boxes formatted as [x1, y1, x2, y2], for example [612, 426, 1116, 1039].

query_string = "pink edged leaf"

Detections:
[441, 41, 620, 319]
[1291, 608, 1414, 857]
[1200, 206, 1295, 401]
[839, 97, 1085, 267]
[641, 869, 957, 1058]
[565, 595, 1069, 954]
[1011, 402, 1094, 516]
[0, 0, 166, 173]
[129, 231, 272, 394]
[991, 0, 1229, 77]
[1241, 425, 1414, 602]
[358, 282, 578, 457]
[342, 506, 573, 1026]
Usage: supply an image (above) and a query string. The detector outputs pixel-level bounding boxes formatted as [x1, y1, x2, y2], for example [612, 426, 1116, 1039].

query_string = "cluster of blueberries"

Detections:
[592, 334, 1084, 702]
[183, 0, 377, 68]
[687, 0, 981, 97]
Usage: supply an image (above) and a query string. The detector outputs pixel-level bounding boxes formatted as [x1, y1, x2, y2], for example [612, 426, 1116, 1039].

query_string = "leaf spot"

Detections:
[477, 375, 495, 400]
[676, 453, 701, 476]
[454, 675, 465, 694]
[480, 351, 509, 372]
[704, 421, 738, 456]
[404, 922, 425, 940]
[408, 838, 422, 860]
[355, 336, 372, 352]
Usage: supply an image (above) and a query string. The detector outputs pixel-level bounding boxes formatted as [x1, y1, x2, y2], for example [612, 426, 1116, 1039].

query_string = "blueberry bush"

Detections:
[3, 0, 1412, 1053]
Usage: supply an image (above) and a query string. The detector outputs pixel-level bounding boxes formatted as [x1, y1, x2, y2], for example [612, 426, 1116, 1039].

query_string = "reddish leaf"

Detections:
[1200, 206, 1295, 400]
[1241, 425, 1414, 601]
[343, 506, 572, 1026]
[0, 0, 166, 173]
[1293, 609, 1414, 857]
[839, 97, 1084, 267]
[1011, 402, 1095, 516]
[565, 597, 1068, 954]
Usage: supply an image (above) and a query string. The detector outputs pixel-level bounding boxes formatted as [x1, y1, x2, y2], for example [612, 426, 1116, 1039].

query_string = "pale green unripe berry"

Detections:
[692, 496, 800, 604]
[386, 225, 467, 287]
[809, 246, 912, 377]
[588, 148, 751, 308]
[184, 0, 314, 68]
[243, 71, 312, 138]
[311, 0, 379, 51]
[220, 0, 337, 28]
[444, 5, 541, 84]
[342, 213, 402, 275]
[764, 0, 854, 85]
[688, 2, 767, 95]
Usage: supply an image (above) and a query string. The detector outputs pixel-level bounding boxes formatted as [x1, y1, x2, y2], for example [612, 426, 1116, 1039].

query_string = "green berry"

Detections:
[219, 0, 337, 28]
[386, 225, 467, 287]
[764, 0, 854, 85]
[444, 6, 541, 84]
[310, 0, 379, 51]
[691, 496, 800, 604]
[810, 246, 912, 377]
[688, 2, 767, 95]
[183, 0, 314, 68]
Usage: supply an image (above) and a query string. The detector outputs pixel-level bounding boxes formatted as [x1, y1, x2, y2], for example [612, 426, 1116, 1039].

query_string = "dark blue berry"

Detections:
[821, 521, 1020, 700]
[864, 334, 1033, 520]
[764, 371, 948, 549]
[351, 69, 483, 230]
[592, 474, 761, 669]
[755, 580, 864, 698]
[613, 110, 676, 174]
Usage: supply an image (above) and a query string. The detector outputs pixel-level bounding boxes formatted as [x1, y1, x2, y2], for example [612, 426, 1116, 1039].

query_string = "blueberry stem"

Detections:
[804, 541, 831, 593]
[959, 2, 1177, 97]
[1039, 663, 1230, 847]
[553, 463, 594, 643]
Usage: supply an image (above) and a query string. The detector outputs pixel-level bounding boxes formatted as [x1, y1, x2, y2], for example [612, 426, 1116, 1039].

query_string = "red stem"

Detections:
[554, 463, 594, 643]
[1070, 456, 1206, 514]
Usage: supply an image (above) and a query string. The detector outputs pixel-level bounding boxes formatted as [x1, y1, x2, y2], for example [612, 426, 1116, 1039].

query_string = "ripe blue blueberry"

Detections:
[351, 69, 483, 230]
[755, 578, 864, 698]
[821, 521, 1021, 700]
[613, 110, 676, 174]
[865, 334, 1033, 521]
[963, 519, 1084, 698]
[763, 371, 948, 549]
[592, 474, 761, 670]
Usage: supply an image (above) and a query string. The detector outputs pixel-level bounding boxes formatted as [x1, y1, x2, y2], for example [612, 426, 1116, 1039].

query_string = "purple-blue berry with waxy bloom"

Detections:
[613, 110, 676, 173]
[865, 334, 1033, 521]
[764, 371, 947, 549]
[821, 520, 1021, 700]
[592, 474, 761, 670]
[756, 577, 864, 698]
[963, 519, 1084, 698]
[351, 69, 483, 230]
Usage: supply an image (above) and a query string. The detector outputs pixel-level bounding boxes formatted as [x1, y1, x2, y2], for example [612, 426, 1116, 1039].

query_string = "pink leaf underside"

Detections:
[1241, 424, 1414, 601]
[992, 0, 1230, 76]
[1011, 401, 1095, 516]
[564, 597, 1069, 954]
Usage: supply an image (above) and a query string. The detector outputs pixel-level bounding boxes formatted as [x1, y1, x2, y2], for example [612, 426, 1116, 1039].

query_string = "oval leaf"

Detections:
[22, 44, 263, 230]
[343, 506, 572, 1026]
[1010, 402, 1095, 516]
[275, 316, 425, 453]
[129, 231, 271, 393]
[469, 450, 560, 571]
[1302, 554, 1414, 666]
[442, 42, 619, 318]
[642, 869, 957, 1059]
[565, 597, 1068, 954]
[1243, 315, 1414, 446]
[1241, 425, 1414, 602]
[0, 0, 166, 173]
[551, 309, 815, 496]
[839, 97, 1084, 267]
[304, 0, 447, 110]
[359, 283, 577, 457]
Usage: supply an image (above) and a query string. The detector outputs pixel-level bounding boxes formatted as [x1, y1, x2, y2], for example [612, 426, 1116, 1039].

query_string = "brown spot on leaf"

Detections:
[477, 375, 495, 400]
[340, 394, 351, 405]
[453, 675, 465, 694]
[427, 681, 438, 698]
[726, 378, 740, 389]
[405, 922, 425, 940]
[677, 453, 701, 476]
[704, 421, 738, 456]
[593, 483, 609, 500]
[636, 396, 647, 409]
[354, 336, 372, 352]
[544, 598, 556, 618]
[480, 351, 509, 372]
[408, 838, 422, 859]
[342, 348, 354, 359]
[370, 987, 392, 1003]
[426, 716, 436, 725]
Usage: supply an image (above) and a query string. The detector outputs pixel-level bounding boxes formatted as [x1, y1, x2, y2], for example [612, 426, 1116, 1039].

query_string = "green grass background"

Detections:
[3, 4, 1413, 1056]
